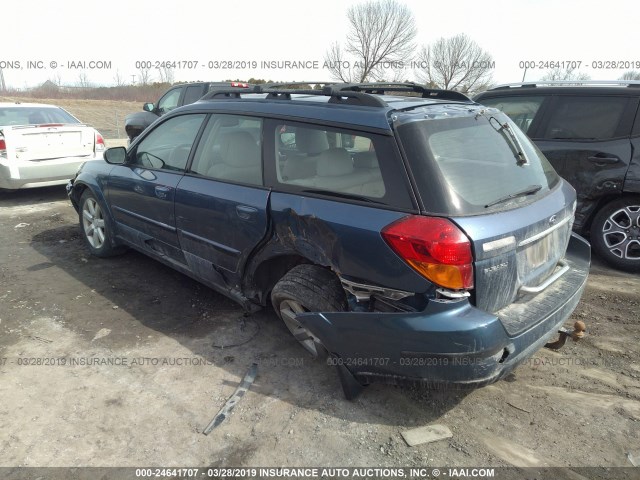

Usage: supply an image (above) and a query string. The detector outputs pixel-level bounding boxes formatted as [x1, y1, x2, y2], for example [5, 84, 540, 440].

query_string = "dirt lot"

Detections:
[0, 187, 639, 476]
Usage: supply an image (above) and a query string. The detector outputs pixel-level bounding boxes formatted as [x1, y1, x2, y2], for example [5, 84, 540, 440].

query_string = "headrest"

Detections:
[223, 131, 260, 168]
[295, 128, 329, 154]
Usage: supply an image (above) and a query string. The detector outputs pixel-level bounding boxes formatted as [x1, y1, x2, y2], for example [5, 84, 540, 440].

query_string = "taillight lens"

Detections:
[382, 216, 474, 290]
[0, 136, 6, 158]
[95, 132, 105, 152]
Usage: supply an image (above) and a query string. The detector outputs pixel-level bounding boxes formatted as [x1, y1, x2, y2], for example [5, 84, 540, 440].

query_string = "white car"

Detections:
[0, 102, 105, 189]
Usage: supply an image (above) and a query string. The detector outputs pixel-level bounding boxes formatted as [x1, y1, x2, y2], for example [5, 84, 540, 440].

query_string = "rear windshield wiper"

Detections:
[488, 116, 527, 166]
[300, 189, 382, 204]
[484, 184, 542, 208]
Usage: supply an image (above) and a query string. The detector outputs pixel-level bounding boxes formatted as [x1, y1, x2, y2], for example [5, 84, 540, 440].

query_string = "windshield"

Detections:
[396, 106, 560, 215]
[0, 106, 79, 126]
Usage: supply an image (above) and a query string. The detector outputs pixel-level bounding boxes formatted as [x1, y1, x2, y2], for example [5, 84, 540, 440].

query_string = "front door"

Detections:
[108, 113, 206, 263]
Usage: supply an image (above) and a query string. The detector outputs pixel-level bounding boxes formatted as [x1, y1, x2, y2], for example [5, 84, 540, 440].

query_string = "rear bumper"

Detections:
[298, 233, 590, 388]
[0, 155, 102, 189]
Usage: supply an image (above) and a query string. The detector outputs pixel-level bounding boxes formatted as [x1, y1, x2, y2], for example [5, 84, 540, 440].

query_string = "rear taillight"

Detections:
[382, 216, 474, 290]
[231, 82, 250, 88]
[95, 132, 105, 152]
[0, 136, 6, 158]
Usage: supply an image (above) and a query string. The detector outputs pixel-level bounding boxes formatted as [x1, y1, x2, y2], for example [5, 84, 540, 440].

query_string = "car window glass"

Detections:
[183, 85, 204, 105]
[542, 96, 627, 140]
[157, 88, 182, 114]
[133, 114, 205, 171]
[477, 96, 544, 134]
[0, 107, 78, 125]
[633, 104, 640, 137]
[274, 124, 386, 199]
[397, 110, 559, 215]
[190, 115, 263, 186]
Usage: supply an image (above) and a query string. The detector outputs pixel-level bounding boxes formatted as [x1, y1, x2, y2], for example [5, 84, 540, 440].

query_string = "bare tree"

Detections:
[138, 68, 153, 86]
[415, 34, 494, 95]
[540, 67, 590, 81]
[324, 0, 416, 82]
[76, 72, 92, 88]
[157, 66, 174, 84]
[620, 70, 640, 80]
[48, 73, 62, 86]
[113, 70, 126, 87]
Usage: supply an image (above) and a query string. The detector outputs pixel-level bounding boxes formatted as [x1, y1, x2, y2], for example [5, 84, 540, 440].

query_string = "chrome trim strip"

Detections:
[518, 215, 572, 247]
[483, 235, 516, 252]
[520, 260, 569, 294]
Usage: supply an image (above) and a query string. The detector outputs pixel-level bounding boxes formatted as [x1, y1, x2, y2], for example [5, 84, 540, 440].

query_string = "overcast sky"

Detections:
[2, 0, 639, 89]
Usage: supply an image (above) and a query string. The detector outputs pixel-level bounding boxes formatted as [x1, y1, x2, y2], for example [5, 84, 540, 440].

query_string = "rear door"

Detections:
[108, 113, 206, 263]
[182, 84, 207, 106]
[175, 114, 269, 290]
[531, 95, 636, 200]
[626, 104, 640, 192]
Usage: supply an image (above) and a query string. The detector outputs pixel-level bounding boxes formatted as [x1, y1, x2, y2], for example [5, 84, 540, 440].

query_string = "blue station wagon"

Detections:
[67, 83, 590, 398]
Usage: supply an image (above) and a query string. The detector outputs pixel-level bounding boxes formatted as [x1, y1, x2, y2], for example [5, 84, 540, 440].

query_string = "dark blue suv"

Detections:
[67, 83, 590, 398]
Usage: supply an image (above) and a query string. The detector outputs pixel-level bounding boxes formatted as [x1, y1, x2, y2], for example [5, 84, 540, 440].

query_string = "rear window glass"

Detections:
[0, 107, 79, 125]
[397, 109, 560, 215]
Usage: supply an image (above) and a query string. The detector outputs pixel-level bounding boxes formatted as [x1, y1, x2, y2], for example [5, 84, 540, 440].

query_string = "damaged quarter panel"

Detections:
[263, 193, 431, 293]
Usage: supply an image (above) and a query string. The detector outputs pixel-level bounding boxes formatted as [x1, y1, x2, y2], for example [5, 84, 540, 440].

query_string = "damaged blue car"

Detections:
[67, 83, 590, 398]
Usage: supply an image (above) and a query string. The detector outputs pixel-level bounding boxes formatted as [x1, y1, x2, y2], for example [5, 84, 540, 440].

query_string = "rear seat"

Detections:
[347, 151, 385, 197]
[293, 148, 384, 197]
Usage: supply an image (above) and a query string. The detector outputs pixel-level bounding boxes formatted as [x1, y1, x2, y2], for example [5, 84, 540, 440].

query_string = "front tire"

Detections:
[591, 196, 640, 272]
[271, 264, 347, 358]
[79, 190, 125, 258]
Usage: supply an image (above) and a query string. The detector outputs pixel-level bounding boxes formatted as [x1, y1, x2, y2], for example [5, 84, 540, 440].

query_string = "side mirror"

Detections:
[104, 147, 127, 165]
[143, 103, 155, 112]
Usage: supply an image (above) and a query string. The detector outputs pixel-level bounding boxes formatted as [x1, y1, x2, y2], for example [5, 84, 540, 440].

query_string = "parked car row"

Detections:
[67, 82, 591, 398]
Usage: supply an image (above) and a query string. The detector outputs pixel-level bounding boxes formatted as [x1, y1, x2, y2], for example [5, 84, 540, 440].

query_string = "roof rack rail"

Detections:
[201, 83, 388, 107]
[200, 85, 263, 100]
[263, 81, 335, 89]
[200, 82, 471, 107]
[490, 80, 640, 90]
[336, 82, 471, 101]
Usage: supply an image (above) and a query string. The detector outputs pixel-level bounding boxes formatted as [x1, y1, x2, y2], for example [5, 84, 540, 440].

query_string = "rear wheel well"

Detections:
[249, 255, 312, 305]
[581, 193, 632, 235]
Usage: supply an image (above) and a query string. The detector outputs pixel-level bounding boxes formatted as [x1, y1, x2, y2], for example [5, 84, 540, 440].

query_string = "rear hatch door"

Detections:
[452, 182, 575, 314]
[396, 104, 577, 316]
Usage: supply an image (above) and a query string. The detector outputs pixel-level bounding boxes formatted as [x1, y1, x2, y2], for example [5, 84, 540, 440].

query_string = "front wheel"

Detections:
[591, 196, 640, 272]
[271, 264, 347, 358]
[79, 190, 125, 257]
